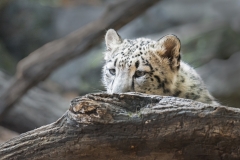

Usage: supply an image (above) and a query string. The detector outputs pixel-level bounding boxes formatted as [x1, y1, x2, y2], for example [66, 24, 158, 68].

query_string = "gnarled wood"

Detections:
[0, 93, 239, 160]
[0, 0, 161, 121]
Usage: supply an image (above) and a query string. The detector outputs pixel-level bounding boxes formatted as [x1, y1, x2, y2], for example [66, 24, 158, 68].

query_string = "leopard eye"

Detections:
[109, 69, 116, 75]
[135, 70, 145, 78]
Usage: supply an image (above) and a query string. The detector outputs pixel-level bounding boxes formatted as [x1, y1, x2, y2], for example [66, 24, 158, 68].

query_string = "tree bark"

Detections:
[0, 0, 161, 121]
[0, 93, 239, 160]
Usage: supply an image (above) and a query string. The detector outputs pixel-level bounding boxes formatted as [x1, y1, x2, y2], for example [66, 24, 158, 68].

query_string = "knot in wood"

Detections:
[71, 101, 99, 115]
[68, 98, 113, 124]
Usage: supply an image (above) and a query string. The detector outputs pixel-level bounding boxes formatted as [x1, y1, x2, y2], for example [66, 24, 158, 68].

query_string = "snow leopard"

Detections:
[102, 29, 218, 105]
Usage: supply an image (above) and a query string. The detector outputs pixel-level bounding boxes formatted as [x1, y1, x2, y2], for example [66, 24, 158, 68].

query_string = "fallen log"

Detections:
[0, 93, 239, 160]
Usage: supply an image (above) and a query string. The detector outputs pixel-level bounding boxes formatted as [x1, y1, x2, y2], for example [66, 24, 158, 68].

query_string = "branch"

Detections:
[0, 93, 239, 160]
[0, 0, 161, 121]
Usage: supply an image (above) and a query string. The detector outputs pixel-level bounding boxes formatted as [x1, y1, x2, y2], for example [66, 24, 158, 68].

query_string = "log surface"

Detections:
[0, 93, 239, 160]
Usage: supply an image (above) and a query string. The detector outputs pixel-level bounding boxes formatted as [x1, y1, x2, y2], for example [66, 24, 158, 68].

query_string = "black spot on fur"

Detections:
[177, 55, 181, 62]
[131, 76, 135, 91]
[163, 89, 170, 94]
[181, 77, 185, 83]
[135, 61, 139, 68]
[173, 90, 181, 97]
[162, 82, 165, 89]
[154, 75, 161, 83]
[170, 64, 175, 72]
[190, 93, 200, 100]
[164, 79, 169, 84]
[145, 60, 153, 71]
[154, 75, 164, 89]
[177, 65, 180, 70]
[190, 85, 197, 89]
[114, 58, 118, 67]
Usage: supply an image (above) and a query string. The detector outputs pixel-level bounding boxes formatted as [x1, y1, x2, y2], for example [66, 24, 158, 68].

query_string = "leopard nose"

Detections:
[111, 85, 130, 93]
[111, 73, 133, 94]
[111, 80, 132, 93]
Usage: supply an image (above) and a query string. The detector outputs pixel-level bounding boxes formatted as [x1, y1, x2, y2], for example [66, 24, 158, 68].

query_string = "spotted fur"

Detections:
[102, 29, 219, 105]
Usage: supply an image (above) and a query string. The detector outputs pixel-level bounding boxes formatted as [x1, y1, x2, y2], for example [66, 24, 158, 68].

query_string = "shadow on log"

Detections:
[0, 93, 239, 160]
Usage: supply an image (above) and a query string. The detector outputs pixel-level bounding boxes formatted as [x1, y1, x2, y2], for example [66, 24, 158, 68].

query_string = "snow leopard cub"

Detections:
[102, 29, 218, 105]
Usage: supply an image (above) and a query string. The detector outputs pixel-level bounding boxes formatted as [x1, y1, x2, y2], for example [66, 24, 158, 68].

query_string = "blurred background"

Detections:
[0, 0, 240, 142]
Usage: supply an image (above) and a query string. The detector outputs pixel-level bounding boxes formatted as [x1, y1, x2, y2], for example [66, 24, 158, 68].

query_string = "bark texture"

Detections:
[0, 0, 161, 121]
[0, 93, 239, 160]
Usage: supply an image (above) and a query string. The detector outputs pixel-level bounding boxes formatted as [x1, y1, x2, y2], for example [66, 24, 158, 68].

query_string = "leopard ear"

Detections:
[156, 34, 181, 69]
[105, 29, 122, 51]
